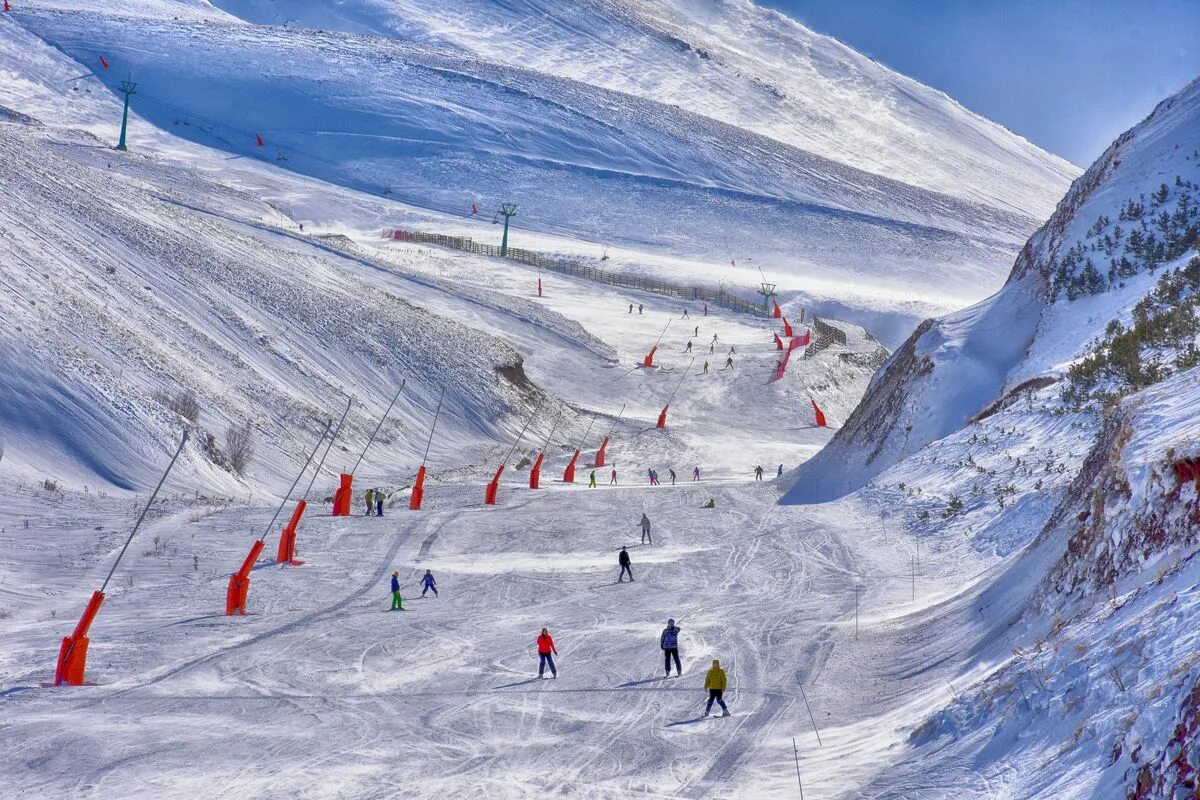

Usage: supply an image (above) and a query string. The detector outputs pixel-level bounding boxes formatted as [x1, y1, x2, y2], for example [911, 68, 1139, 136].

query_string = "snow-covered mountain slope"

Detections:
[7, 1, 1077, 342]
[213, 0, 1075, 218]
[785, 76, 1200, 504]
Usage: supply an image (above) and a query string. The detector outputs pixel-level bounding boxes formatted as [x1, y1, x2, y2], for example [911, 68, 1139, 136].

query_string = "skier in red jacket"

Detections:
[537, 628, 558, 679]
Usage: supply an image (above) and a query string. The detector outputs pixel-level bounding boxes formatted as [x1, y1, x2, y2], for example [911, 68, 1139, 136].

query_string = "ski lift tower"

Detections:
[496, 202, 518, 257]
[757, 281, 777, 316]
[115, 80, 137, 151]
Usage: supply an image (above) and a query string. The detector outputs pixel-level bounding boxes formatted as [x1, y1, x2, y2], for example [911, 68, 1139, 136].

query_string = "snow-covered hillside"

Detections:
[7, 0, 1077, 342]
[785, 76, 1200, 504]
[776, 75, 1200, 797]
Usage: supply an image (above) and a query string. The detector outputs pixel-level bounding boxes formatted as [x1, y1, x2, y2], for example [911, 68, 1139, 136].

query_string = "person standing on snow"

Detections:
[365, 488, 375, 517]
[536, 628, 558, 678]
[628, 303, 633, 314]
[685, 340, 693, 353]
[682, 308, 689, 319]
[618, 546, 634, 582]
[724, 356, 734, 370]
[704, 659, 731, 716]
[420, 569, 438, 597]
[661, 619, 682, 676]
[728, 345, 736, 355]
[639, 513, 652, 544]
[703, 361, 709, 373]
[694, 325, 699, 337]
[638, 304, 643, 315]
[777, 464, 783, 478]
[668, 468, 676, 485]
[692, 466, 701, 481]
[754, 465, 764, 481]
[375, 488, 386, 517]
[647, 468, 655, 486]
[589, 470, 597, 488]
[708, 342, 715, 355]
[389, 571, 403, 610]
[703, 304, 708, 317]
[610, 468, 618, 485]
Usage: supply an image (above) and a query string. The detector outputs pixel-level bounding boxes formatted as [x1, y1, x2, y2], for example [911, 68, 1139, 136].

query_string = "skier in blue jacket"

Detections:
[420, 569, 438, 597]
[389, 571, 403, 610]
[661, 618, 682, 676]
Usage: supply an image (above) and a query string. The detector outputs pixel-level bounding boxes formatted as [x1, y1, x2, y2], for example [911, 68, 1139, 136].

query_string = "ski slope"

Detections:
[7, 0, 1078, 343]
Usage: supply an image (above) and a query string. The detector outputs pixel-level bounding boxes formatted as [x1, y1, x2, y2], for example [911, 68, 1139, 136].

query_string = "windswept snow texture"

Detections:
[12, 0, 1076, 341]
[784, 76, 1200, 504]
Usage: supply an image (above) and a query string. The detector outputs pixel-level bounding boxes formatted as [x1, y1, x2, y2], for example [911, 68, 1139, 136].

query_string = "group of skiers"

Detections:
[534, 619, 730, 716]
[583, 466, 701, 487]
[389, 569, 438, 610]
[381, 512, 733, 716]
[363, 488, 390, 517]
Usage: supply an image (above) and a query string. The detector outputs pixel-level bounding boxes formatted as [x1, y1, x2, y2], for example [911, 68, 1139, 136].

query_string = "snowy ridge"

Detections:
[784, 77, 1200, 504]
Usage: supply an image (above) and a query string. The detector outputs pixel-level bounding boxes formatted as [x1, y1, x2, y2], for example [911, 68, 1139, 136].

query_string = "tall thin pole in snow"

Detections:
[792, 738, 805, 800]
[665, 358, 695, 404]
[350, 379, 405, 476]
[574, 415, 597, 452]
[303, 398, 353, 499]
[798, 684, 823, 747]
[100, 431, 188, 593]
[258, 419, 332, 542]
[501, 401, 544, 466]
[420, 388, 445, 467]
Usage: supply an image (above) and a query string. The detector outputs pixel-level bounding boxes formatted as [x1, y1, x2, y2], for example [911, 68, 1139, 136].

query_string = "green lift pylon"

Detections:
[115, 80, 137, 152]
[497, 202, 518, 257]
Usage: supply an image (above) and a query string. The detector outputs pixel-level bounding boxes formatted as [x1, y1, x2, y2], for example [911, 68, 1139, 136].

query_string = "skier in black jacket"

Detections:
[618, 546, 634, 582]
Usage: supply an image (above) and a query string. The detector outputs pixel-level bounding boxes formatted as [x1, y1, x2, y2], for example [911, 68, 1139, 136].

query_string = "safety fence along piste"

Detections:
[384, 229, 769, 317]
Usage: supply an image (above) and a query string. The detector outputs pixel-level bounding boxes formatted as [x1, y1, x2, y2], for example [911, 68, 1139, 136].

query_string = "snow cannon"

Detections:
[656, 405, 669, 429]
[562, 450, 581, 483]
[53, 590, 106, 686]
[529, 453, 545, 489]
[484, 466, 505, 505]
[594, 437, 610, 467]
[226, 540, 265, 616]
[276, 500, 306, 565]
[332, 473, 352, 516]
[409, 466, 427, 510]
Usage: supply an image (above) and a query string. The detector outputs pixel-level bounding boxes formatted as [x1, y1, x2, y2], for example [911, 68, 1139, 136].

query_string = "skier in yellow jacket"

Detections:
[704, 659, 730, 717]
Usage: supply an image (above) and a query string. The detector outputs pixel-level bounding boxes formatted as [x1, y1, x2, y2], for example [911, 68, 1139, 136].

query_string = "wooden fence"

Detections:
[386, 229, 768, 317]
